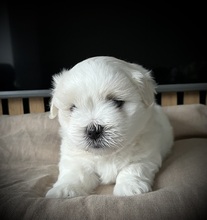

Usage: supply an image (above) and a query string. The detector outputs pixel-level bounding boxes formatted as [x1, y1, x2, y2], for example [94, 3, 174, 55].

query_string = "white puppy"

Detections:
[46, 56, 173, 198]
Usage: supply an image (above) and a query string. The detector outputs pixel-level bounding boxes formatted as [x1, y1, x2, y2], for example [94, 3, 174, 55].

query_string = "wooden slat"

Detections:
[8, 98, 24, 115]
[183, 91, 199, 104]
[29, 97, 45, 113]
[0, 99, 3, 115]
[161, 92, 177, 106]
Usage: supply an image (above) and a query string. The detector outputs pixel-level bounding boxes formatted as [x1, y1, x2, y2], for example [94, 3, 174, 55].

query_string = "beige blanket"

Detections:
[0, 104, 207, 219]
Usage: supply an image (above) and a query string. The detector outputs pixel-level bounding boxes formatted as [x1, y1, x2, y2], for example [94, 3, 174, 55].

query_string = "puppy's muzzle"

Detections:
[86, 123, 104, 141]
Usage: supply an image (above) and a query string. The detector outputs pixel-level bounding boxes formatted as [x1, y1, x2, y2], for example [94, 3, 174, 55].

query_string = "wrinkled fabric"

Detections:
[0, 104, 207, 220]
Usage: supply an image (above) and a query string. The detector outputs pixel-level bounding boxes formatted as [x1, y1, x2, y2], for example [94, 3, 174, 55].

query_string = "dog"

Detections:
[46, 56, 173, 198]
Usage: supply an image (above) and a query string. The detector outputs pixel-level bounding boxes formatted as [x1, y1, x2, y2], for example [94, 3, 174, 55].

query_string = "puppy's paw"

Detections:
[45, 184, 88, 198]
[113, 181, 152, 196]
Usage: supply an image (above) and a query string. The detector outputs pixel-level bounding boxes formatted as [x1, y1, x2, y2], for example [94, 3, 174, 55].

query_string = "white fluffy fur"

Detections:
[46, 56, 173, 198]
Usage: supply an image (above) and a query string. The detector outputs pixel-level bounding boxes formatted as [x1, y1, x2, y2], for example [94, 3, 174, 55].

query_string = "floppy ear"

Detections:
[49, 69, 70, 119]
[48, 72, 63, 119]
[130, 64, 157, 106]
[49, 98, 58, 119]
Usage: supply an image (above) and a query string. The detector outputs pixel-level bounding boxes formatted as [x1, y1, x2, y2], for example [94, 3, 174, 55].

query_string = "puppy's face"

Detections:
[50, 56, 156, 155]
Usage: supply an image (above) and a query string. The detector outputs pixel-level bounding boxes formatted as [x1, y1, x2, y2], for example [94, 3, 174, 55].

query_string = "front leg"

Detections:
[46, 157, 99, 198]
[113, 161, 160, 196]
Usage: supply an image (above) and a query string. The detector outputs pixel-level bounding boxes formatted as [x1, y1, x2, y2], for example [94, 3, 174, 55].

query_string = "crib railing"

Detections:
[0, 90, 50, 115]
[0, 84, 206, 115]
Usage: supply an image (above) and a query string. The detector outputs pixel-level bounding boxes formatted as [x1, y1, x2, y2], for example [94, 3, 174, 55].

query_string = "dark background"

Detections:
[0, 3, 207, 91]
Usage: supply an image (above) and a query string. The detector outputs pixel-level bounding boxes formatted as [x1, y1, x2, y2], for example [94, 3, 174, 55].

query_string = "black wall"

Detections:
[1, 3, 206, 90]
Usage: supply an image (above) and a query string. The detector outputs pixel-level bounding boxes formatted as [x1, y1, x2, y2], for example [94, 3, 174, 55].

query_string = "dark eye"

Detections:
[112, 99, 125, 108]
[70, 104, 76, 112]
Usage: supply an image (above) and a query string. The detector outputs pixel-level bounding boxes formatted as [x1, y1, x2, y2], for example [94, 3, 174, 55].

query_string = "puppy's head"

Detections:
[50, 56, 156, 155]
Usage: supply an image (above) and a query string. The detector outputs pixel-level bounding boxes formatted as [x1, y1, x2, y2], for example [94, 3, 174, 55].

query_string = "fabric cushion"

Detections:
[0, 104, 207, 219]
[163, 104, 207, 140]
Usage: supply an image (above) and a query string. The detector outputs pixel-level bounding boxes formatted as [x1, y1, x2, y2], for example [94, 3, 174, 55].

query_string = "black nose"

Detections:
[86, 124, 104, 140]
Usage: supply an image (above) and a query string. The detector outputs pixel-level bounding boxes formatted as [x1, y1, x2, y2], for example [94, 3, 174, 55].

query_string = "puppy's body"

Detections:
[46, 56, 173, 198]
